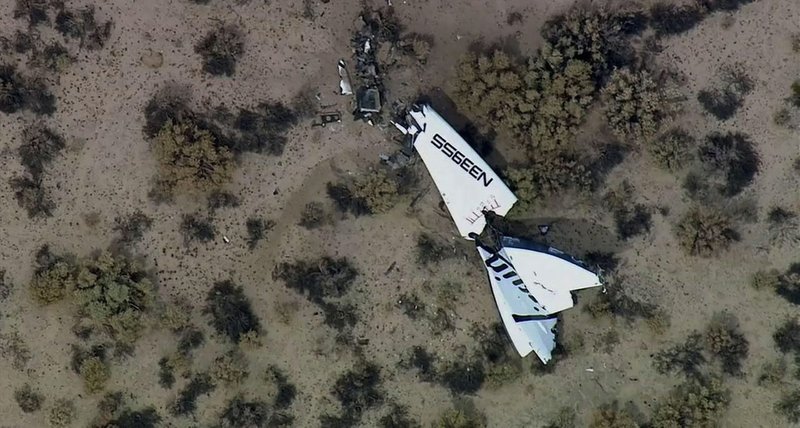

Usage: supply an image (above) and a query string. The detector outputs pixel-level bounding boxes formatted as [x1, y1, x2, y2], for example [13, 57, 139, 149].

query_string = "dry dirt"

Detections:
[1, 0, 799, 427]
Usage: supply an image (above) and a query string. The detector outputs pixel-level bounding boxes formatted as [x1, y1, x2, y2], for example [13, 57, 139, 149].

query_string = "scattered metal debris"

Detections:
[312, 112, 342, 127]
[337, 59, 353, 95]
[357, 87, 381, 113]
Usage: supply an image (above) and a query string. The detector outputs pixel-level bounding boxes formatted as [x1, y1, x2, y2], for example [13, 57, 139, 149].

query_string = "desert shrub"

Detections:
[113, 211, 153, 244]
[330, 361, 385, 423]
[157, 356, 176, 388]
[589, 402, 637, 428]
[438, 358, 486, 395]
[104, 407, 161, 428]
[319, 301, 359, 331]
[229, 101, 299, 155]
[543, 407, 576, 428]
[416, 233, 454, 265]
[774, 107, 793, 127]
[54, 5, 113, 50]
[27, 41, 72, 73]
[264, 365, 297, 409]
[380, 404, 421, 428]
[204, 280, 261, 343]
[650, 377, 730, 428]
[403, 345, 438, 381]
[776, 389, 800, 422]
[696, 131, 759, 197]
[697, 64, 754, 120]
[80, 356, 111, 393]
[767, 206, 800, 245]
[649, 127, 694, 171]
[350, 169, 400, 214]
[0, 270, 11, 301]
[171, 372, 216, 416]
[177, 326, 206, 354]
[0, 331, 32, 369]
[649, 2, 706, 36]
[72, 252, 156, 345]
[29, 254, 74, 304]
[274, 257, 357, 304]
[327, 182, 368, 215]
[10, 175, 55, 218]
[506, 152, 592, 204]
[0, 63, 56, 115]
[603, 68, 672, 145]
[207, 190, 240, 212]
[751, 269, 782, 290]
[14, 0, 50, 26]
[774, 318, 800, 354]
[653, 333, 707, 376]
[604, 181, 652, 240]
[196, 24, 244, 76]
[180, 213, 216, 243]
[15, 384, 44, 412]
[211, 348, 248, 385]
[159, 299, 192, 332]
[704, 312, 748, 375]
[758, 359, 786, 386]
[777, 264, 800, 304]
[218, 396, 269, 428]
[18, 124, 65, 176]
[152, 119, 234, 195]
[434, 399, 487, 428]
[246, 217, 275, 250]
[48, 399, 76, 427]
[585, 278, 657, 322]
[675, 207, 738, 256]
[698, 0, 756, 12]
[299, 201, 328, 229]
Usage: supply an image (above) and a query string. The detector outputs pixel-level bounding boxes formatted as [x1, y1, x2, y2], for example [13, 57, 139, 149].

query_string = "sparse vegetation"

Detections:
[416, 233, 454, 265]
[585, 277, 658, 322]
[758, 359, 786, 386]
[217, 396, 270, 428]
[776, 389, 800, 423]
[434, 399, 487, 428]
[211, 348, 248, 385]
[675, 207, 738, 256]
[506, 153, 592, 204]
[54, 5, 113, 50]
[180, 213, 217, 244]
[15, 383, 44, 413]
[650, 377, 730, 428]
[704, 312, 749, 375]
[751, 269, 782, 290]
[649, 2, 706, 36]
[653, 333, 707, 376]
[171, 372, 216, 416]
[207, 190, 241, 212]
[695, 131, 760, 197]
[589, 402, 637, 428]
[196, 24, 245, 76]
[0, 63, 56, 115]
[380, 404, 421, 428]
[767, 206, 800, 245]
[697, 63, 754, 120]
[604, 181, 652, 240]
[246, 217, 275, 250]
[774, 318, 800, 354]
[327, 361, 385, 425]
[299, 201, 328, 229]
[113, 211, 153, 244]
[204, 280, 261, 343]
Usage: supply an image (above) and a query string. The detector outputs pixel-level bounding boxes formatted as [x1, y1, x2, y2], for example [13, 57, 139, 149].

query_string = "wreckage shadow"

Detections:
[416, 88, 507, 169]
[488, 214, 629, 262]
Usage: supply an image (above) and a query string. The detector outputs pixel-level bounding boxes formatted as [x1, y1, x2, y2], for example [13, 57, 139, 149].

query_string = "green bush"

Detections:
[543, 407, 576, 428]
[603, 68, 672, 145]
[649, 127, 694, 171]
[650, 377, 730, 428]
[48, 399, 76, 428]
[758, 359, 786, 386]
[152, 119, 234, 195]
[789, 80, 800, 108]
[434, 399, 487, 428]
[14, 384, 44, 413]
[204, 280, 261, 343]
[506, 152, 592, 204]
[80, 356, 111, 393]
[274, 257, 358, 305]
[675, 207, 738, 256]
[380, 404, 421, 428]
[751, 269, 782, 290]
[352, 170, 400, 214]
[196, 24, 245, 76]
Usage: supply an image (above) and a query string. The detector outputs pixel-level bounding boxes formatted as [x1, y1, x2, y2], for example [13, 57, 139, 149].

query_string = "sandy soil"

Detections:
[1, 0, 799, 427]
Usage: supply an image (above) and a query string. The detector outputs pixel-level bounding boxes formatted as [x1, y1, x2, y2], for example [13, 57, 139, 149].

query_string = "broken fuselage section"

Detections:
[398, 104, 602, 363]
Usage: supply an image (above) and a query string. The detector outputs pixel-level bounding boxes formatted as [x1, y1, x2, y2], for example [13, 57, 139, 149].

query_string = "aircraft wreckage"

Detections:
[394, 104, 603, 364]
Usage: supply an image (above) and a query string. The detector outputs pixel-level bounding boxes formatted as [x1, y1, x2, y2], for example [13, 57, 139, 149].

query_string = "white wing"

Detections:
[409, 105, 517, 239]
[501, 236, 602, 314]
[477, 246, 557, 363]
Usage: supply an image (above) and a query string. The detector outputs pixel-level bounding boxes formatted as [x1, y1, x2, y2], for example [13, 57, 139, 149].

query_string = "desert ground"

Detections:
[1, 0, 800, 427]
